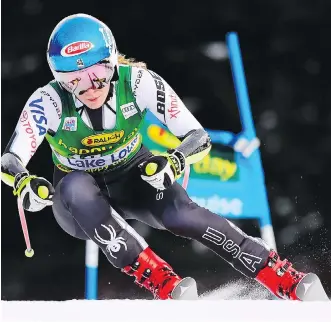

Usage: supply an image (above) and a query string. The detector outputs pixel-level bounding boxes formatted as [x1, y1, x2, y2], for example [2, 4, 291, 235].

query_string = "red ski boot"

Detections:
[256, 250, 328, 301]
[122, 247, 198, 300]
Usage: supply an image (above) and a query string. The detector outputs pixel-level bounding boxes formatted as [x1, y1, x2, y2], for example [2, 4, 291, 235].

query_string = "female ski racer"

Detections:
[1, 13, 328, 301]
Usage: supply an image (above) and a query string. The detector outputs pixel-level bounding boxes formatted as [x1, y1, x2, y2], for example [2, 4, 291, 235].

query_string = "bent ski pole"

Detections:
[182, 165, 190, 190]
[17, 197, 34, 258]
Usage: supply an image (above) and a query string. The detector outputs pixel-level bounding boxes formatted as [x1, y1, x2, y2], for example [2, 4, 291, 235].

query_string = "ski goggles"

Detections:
[54, 61, 115, 95]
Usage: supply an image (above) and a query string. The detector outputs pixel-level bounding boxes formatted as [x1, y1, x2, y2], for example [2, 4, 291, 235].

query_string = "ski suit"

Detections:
[1, 64, 270, 277]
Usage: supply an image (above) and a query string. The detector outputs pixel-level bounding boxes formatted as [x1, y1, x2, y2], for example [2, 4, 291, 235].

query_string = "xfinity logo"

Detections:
[190, 195, 243, 216]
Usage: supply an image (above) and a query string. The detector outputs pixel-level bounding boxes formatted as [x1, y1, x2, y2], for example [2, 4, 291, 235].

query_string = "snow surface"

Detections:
[2, 281, 330, 322]
[199, 278, 274, 300]
[2, 299, 331, 322]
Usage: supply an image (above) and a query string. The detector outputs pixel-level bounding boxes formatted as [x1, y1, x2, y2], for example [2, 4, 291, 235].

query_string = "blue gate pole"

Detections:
[85, 240, 99, 299]
[226, 32, 277, 250]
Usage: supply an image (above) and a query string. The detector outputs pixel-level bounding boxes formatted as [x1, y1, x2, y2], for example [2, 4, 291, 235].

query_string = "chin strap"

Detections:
[104, 83, 115, 102]
[110, 65, 119, 83]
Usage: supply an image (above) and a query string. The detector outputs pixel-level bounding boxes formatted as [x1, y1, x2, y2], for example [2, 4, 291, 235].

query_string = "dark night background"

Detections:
[2, 0, 331, 300]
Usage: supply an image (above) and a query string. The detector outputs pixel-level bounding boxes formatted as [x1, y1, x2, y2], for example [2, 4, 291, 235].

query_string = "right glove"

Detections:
[13, 172, 54, 212]
[139, 149, 186, 190]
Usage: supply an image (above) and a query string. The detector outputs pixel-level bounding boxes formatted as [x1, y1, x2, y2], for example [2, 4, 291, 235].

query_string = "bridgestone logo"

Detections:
[61, 41, 94, 57]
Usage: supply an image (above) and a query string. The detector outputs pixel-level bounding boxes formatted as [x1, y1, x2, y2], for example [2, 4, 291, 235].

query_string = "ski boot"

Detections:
[256, 250, 329, 301]
[122, 247, 198, 300]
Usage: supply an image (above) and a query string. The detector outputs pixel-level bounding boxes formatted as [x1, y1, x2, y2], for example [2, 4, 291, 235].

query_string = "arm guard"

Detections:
[175, 128, 212, 165]
[1, 152, 28, 187]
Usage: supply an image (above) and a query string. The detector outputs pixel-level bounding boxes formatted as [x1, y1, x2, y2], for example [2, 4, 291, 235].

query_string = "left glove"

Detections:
[13, 172, 54, 212]
[139, 149, 186, 190]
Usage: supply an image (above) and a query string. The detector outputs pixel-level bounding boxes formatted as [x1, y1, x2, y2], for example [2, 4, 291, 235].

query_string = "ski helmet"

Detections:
[47, 14, 118, 95]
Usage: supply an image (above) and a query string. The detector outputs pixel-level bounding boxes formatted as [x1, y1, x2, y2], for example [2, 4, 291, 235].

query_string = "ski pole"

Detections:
[17, 197, 34, 258]
[182, 165, 190, 190]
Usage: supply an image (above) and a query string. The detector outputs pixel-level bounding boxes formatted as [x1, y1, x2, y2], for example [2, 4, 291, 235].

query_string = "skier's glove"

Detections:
[13, 172, 54, 212]
[139, 149, 186, 190]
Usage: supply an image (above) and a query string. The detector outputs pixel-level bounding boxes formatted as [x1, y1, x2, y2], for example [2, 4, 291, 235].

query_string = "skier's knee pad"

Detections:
[60, 171, 100, 206]
[52, 177, 90, 240]
[161, 203, 198, 237]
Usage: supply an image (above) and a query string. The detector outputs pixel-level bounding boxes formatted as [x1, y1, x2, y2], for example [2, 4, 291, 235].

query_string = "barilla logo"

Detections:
[81, 130, 124, 147]
[60, 41, 94, 57]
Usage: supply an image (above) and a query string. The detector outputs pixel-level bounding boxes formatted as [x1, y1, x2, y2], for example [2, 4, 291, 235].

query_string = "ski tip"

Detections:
[296, 273, 329, 301]
[171, 277, 199, 300]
